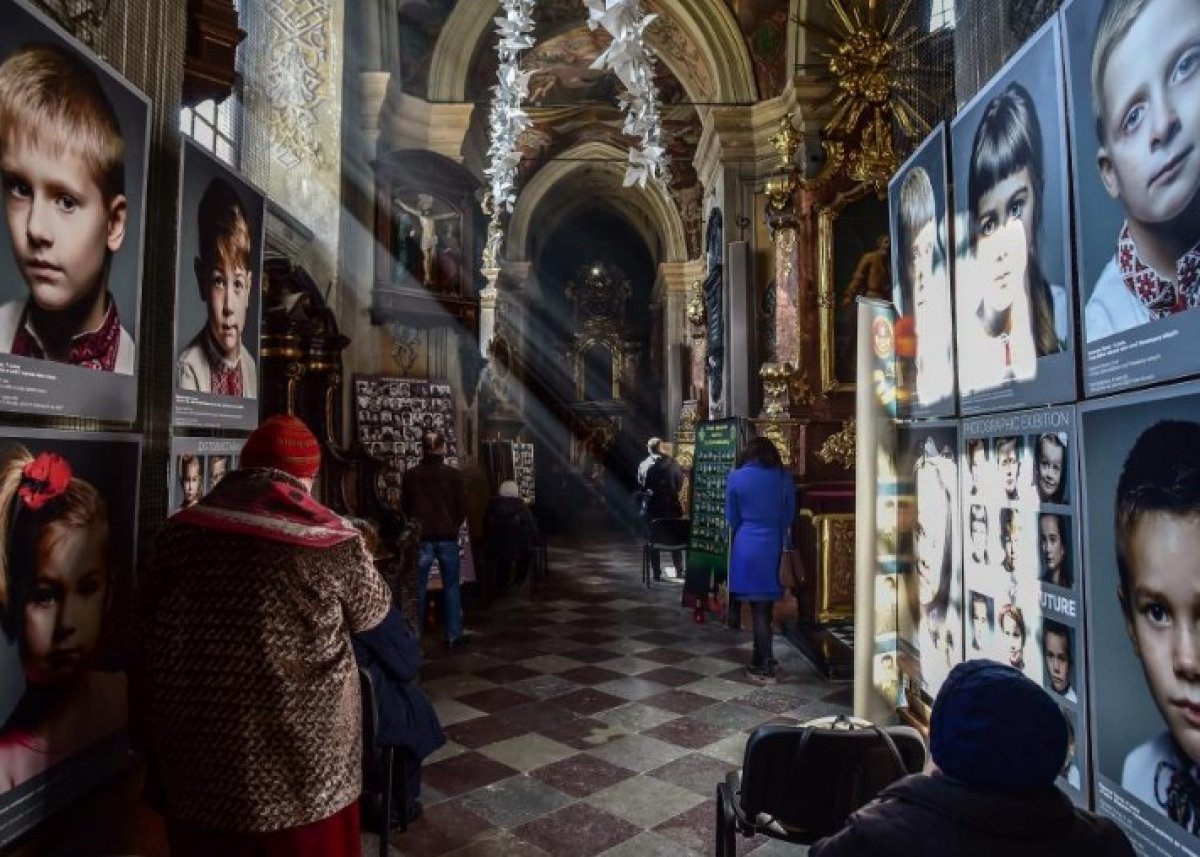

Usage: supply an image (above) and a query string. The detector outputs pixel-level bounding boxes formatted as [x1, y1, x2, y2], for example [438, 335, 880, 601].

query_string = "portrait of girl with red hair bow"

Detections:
[0, 442, 126, 792]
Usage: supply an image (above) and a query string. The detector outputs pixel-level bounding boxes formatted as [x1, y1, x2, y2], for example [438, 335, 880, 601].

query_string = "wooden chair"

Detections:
[641, 517, 690, 588]
[359, 667, 406, 856]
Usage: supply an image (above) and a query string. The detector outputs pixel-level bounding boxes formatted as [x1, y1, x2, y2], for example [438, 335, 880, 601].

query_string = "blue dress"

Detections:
[726, 463, 796, 601]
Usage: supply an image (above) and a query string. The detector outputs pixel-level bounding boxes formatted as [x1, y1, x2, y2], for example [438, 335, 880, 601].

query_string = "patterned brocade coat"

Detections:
[137, 513, 391, 832]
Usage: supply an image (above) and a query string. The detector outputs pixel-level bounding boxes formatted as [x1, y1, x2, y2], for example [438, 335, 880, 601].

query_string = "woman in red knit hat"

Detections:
[138, 414, 392, 857]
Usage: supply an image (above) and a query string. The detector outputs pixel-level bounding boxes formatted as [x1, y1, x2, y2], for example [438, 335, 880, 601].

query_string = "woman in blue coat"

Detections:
[726, 437, 796, 683]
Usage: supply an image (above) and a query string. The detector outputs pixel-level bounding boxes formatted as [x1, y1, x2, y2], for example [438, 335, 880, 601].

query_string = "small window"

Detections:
[180, 0, 243, 166]
[929, 0, 956, 30]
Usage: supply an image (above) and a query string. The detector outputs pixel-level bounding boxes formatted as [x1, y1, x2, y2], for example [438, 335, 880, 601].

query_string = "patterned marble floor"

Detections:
[367, 538, 851, 856]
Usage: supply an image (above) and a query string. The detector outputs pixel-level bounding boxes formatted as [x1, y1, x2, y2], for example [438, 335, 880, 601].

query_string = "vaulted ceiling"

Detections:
[383, 0, 834, 265]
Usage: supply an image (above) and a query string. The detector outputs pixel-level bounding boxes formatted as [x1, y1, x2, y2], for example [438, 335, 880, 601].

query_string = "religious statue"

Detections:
[394, 193, 457, 288]
[841, 235, 892, 308]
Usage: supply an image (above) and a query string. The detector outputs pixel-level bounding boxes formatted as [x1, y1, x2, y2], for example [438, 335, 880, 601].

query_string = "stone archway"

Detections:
[506, 141, 688, 265]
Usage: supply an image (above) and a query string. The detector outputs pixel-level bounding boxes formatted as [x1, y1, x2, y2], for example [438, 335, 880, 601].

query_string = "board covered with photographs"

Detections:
[890, 124, 956, 418]
[961, 405, 1089, 803]
[951, 15, 1076, 415]
[172, 139, 266, 430]
[894, 420, 963, 721]
[683, 418, 746, 605]
[480, 439, 535, 505]
[353, 374, 473, 585]
[168, 436, 244, 514]
[0, 0, 150, 422]
[514, 442, 535, 505]
[1081, 380, 1200, 856]
[0, 429, 141, 846]
[1064, 0, 1200, 398]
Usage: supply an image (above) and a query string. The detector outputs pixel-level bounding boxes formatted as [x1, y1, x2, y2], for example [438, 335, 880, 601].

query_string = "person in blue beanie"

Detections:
[808, 660, 1134, 856]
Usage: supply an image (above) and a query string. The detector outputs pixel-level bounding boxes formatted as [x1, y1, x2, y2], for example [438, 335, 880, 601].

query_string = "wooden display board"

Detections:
[352, 373, 473, 585]
[683, 418, 746, 603]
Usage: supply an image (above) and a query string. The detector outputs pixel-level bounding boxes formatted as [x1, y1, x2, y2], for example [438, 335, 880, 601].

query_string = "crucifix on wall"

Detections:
[395, 193, 458, 289]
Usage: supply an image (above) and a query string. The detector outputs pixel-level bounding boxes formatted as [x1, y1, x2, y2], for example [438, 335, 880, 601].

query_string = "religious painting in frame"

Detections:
[818, 186, 891, 394]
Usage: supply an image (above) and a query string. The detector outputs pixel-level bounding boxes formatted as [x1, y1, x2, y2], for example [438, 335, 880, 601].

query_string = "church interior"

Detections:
[0, 0, 1148, 854]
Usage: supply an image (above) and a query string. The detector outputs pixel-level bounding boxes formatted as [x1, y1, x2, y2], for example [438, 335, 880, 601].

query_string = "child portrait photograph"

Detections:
[168, 437, 245, 513]
[1065, 0, 1200, 397]
[889, 123, 956, 418]
[896, 422, 962, 706]
[1081, 380, 1200, 850]
[0, 0, 149, 422]
[172, 139, 265, 431]
[951, 15, 1076, 415]
[0, 429, 139, 844]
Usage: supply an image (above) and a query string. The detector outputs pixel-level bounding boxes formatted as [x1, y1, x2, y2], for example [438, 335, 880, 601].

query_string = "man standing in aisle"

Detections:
[403, 430, 470, 647]
[644, 441, 686, 580]
[137, 415, 392, 856]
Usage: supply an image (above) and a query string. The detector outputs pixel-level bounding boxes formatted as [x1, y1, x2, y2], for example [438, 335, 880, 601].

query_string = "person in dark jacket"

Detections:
[483, 480, 537, 593]
[401, 430, 469, 647]
[808, 659, 1135, 857]
[352, 608, 445, 826]
[643, 441, 685, 580]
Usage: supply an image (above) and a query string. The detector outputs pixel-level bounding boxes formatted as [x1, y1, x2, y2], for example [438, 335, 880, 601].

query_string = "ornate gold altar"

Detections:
[758, 0, 945, 676]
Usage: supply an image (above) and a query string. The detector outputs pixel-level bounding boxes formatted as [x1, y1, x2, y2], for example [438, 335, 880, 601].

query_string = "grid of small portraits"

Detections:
[960, 406, 1088, 802]
[353, 375, 459, 512]
[169, 437, 244, 514]
[513, 442, 536, 505]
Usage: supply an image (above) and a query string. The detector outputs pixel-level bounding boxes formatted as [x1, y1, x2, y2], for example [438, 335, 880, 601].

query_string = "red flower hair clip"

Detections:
[19, 453, 72, 511]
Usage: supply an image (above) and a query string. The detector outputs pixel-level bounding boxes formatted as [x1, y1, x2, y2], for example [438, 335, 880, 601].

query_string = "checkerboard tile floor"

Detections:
[366, 539, 850, 856]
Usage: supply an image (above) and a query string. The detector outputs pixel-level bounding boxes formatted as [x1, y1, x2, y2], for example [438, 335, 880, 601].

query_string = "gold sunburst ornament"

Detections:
[796, 0, 939, 193]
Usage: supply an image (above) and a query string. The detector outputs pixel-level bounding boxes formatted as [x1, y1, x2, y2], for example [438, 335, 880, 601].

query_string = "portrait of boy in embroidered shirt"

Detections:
[1112, 419, 1200, 833]
[1081, 0, 1200, 342]
[0, 444, 126, 792]
[176, 176, 258, 398]
[0, 43, 132, 373]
